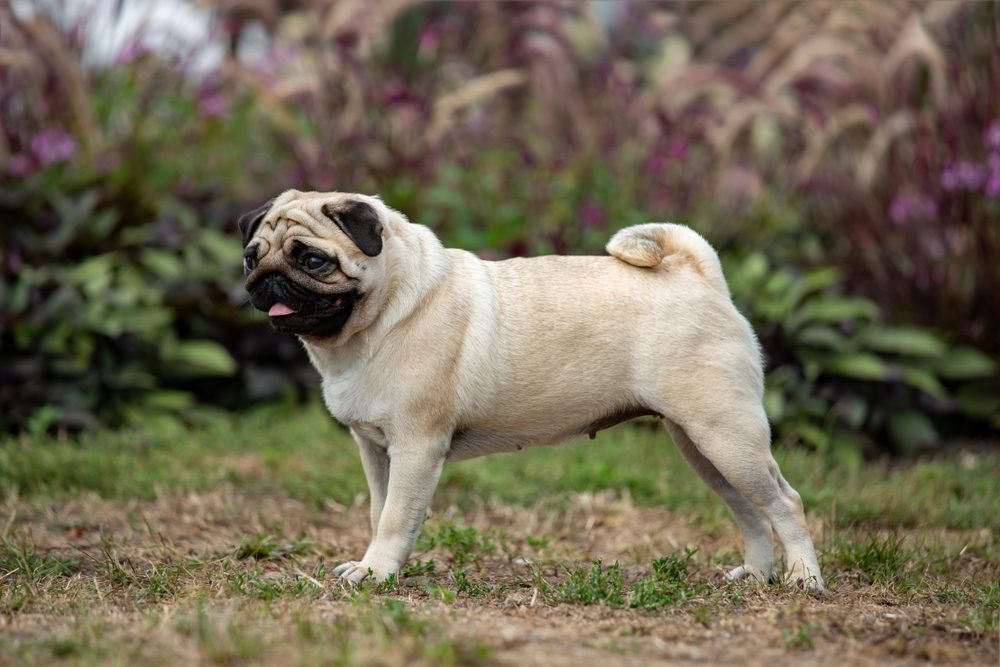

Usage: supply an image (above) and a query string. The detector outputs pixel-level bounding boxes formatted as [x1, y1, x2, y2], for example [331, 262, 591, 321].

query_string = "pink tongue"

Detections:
[268, 303, 296, 317]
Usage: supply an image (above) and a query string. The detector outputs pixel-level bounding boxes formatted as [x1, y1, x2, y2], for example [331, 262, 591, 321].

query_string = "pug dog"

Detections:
[240, 190, 824, 592]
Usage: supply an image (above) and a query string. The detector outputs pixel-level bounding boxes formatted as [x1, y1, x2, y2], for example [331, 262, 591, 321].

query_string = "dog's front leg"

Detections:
[333, 438, 446, 584]
[352, 430, 389, 537]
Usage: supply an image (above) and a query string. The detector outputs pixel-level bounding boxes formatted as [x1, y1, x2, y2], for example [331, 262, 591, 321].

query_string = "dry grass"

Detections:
[1, 407, 997, 664]
[1, 481, 996, 666]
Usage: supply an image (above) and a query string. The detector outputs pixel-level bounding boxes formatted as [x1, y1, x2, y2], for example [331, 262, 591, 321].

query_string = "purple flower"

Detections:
[986, 173, 1000, 198]
[30, 129, 76, 166]
[579, 203, 604, 228]
[958, 162, 985, 189]
[417, 25, 442, 56]
[985, 121, 1000, 150]
[115, 40, 153, 66]
[198, 92, 229, 118]
[667, 137, 688, 159]
[940, 163, 959, 190]
[7, 153, 32, 176]
[989, 152, 1000, 173]
[889, 193, 937, 226]
[941, 161, 986, 191]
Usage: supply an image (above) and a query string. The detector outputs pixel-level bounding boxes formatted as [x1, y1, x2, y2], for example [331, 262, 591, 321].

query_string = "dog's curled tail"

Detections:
[606, 223, 729, 296]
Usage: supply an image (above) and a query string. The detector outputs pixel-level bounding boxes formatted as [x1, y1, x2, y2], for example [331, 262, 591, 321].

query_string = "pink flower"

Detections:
[30, 129, 76, 166]
[578, 203, 604, 228]
[115, 41, 153, 66]
[889, 193, 937, 226]
[941, 161, 986, 191]
[985, 121, 1000, 150]
[988, 152, 1000, 173]
[940, 164, 959, 190]
[667, 138, 688, 159]
[958, 162, 985, 189]
[7, 153, 32, 176]
[198, 92, 229, 118]
[986, 174, 1000, 198]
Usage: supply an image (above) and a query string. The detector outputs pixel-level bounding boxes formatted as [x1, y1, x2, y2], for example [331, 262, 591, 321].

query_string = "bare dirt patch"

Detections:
[2, 487, 997, 666]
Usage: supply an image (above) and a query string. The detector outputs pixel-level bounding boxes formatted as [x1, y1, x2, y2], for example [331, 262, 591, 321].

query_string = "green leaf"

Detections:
[887, 410, 938, 453]
[795, 325, 847, 351]
[832, 395, 868, 428]
[898, 366, 948, 401]
[860, 326, 947, 357]
[789, 297, 879, 330]
[141, 390, 197, 411]
[161, 340, 237, 376]
[793, 421, 829, 450]
[199, 228, 243, 265]
[798, 266, 841, 294]
[955, 384, 1000, 421]
[741, 252, 769, 284]
[828, 430, 864, 472]
[763, 387, 785, 422]
[142, 249, 185, 280]
[935, 347, 997, 380]
[822, 353, 889, 381]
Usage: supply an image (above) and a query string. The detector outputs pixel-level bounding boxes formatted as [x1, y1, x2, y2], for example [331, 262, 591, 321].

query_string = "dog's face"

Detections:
[239, 190, 386, 339]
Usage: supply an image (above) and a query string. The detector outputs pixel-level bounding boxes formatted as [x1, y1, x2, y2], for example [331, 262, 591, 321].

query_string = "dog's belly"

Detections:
[446, 406, 660, 462]
[447, 428, 531, 461]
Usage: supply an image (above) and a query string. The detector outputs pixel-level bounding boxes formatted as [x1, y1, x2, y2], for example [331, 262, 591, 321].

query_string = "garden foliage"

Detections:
[0, 2, 996, 453]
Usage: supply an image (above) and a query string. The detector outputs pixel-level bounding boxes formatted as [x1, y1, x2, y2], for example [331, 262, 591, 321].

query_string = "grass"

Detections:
[2, 403, 997, 531]
[0, 403, 998, 665]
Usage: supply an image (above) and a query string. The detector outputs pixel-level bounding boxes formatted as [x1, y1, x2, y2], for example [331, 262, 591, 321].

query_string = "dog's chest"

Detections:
[319, 368, 385, 425]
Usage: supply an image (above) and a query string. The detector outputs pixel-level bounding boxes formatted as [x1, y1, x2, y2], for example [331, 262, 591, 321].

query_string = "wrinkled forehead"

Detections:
[253, 191, 370, 235]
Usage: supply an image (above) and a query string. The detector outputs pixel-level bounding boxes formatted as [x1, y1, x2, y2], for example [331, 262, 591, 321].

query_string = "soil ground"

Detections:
[1, 487, 996, 666]
[0, 411, 996, 666]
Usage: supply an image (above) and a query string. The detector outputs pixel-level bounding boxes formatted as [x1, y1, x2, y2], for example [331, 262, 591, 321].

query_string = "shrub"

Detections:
[0, 2, 995, 452]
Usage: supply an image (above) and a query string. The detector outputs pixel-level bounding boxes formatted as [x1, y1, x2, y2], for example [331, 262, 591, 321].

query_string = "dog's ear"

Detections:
[238, 198, 275, 248]
[321, 200, 383, 256]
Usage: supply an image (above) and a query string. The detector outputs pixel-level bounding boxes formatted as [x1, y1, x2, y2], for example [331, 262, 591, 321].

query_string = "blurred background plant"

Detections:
[1, 0, 996, 456]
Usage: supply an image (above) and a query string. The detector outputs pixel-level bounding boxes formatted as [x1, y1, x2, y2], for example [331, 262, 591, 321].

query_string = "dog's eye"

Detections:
[302, 254, 327, 270]
[244, 254, 257, 273]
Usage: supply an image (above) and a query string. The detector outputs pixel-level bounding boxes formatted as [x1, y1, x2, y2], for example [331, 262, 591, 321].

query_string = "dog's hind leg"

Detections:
[665, 406, 824, 592]
[662, 418, 774, 583]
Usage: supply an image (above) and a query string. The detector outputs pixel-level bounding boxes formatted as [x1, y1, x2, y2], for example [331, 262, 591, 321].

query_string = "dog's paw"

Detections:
[786, 563, 825, 595]
[332, 559, 398, 585]
[725, 565, 768, 584]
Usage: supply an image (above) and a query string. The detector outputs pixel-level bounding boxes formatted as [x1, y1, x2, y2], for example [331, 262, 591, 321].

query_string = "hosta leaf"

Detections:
[832, 395, 868, 428]
[789, 297, 879, 329]
[795, 325, 847, 351]
[141, 390, 197, 410]
[899, 366, 948, 401]
[861, 326, 947, 357]
[935, 347, 997, 380]
[142, 249, 185, 280]
[763, 387, 785, 422]
[955, 384, 1000, 421]
[887, 410, 938, 453]
[161, 340, 237, 376]
[799, 266, 841, 294]
[822, 353, 888, 381]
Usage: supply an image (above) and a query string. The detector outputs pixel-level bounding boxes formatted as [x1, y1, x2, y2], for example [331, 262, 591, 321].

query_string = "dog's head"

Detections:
[239, 190, 389, 340]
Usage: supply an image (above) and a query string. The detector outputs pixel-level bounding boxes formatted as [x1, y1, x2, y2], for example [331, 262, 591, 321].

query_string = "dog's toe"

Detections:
[342, 565, 371, 585]
[786, 563, 825, 595]
[332, 560, 361, 578]
[725, 565, 768, 583]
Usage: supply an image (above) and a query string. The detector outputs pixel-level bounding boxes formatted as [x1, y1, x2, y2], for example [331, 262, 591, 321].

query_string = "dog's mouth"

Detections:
[248, 273, 359, 338]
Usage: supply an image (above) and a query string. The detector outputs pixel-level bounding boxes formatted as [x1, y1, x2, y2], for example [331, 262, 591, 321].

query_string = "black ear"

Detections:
[237, 198, 275, 248]
[321, 201, 383, 256]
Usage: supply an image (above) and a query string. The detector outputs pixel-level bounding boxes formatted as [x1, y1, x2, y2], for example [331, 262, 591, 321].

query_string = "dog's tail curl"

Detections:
[606, 223, 729, 296]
